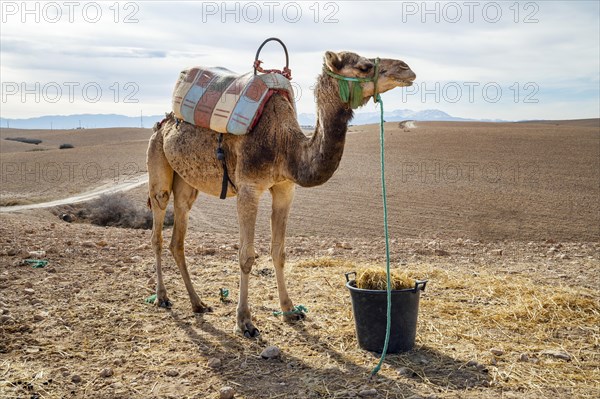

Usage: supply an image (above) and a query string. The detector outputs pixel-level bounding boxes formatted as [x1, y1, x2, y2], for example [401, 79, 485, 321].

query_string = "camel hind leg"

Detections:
[147, 129, 174, 308]
[169, 174, 211, 313]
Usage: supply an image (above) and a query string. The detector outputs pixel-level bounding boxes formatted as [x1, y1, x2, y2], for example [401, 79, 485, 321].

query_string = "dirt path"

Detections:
[0, 174, 149, 213]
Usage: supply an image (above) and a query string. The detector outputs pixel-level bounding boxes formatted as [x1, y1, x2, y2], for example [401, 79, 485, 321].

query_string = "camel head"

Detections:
[324, 51, 416, 108]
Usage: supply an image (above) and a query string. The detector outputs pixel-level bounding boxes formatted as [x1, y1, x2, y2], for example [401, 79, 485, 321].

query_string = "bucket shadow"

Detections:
[289, 322, 491, 391]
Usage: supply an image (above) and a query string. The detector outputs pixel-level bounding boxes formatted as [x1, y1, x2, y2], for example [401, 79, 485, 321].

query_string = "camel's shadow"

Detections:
[171, 311, 490, 398]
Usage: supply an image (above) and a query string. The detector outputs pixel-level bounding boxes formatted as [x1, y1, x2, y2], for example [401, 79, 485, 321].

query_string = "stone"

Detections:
[518, 353, 529, 362]
[147, 277, 156, 287]
[81, 241, 95, 248]
[7, 248, 18, 256]
[207, 357, 222, 369]
[397, 366, 414, 377]
[540, 349, 571, 361]
[24, 288, 35, 295]
[358, 388, 377, 397]
[491, 249, 503, 256]
[100, 368, 114, 378]
[219, 386, 235, 399]
[60, 213, 73, 223]
[490, 348, 505, 356]
[165, 369, 179, 377]
[434, 248, 450, 256]
[71, 374, 82, 383]
[260, 345, 281, 359]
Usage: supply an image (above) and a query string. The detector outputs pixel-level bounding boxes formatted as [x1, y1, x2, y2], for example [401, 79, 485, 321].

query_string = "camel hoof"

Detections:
[239, 322, 260, 338]
[284, 312, 305, 323]
[156, 299, 172, 309]
[193, 304, 213, 314]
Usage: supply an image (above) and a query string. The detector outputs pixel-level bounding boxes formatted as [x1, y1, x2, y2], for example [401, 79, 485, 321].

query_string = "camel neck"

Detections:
[289, 74, 353, 187]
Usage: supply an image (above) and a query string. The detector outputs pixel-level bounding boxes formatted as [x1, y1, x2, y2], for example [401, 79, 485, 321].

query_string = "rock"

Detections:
[71, 374, 82, 383]
[7, 248, 18, 256]
[518, 353, 529, 362]
[540, 349, 571, 361]
[24, 281, 33, 288]
[81, 241, 95, 248]
[99, 368, 114, 378]
[96, 240, 108, 247]
[219, 386, 235, 399]
[24, 288, 35, 295]
[147, 277, 156, 287]
[28, 250, 46, 257]
[165, 369, 179, 377]
[60, 213, 73, 223]
[490, 348, 505, 356]
[33, 312, 47, 321]
[260, 345, 281, 359]
[207, 357, 222, 369]
[548, 247, 559, 254]
[466, 360, 479, 367]
[0, 315, 14, 324]
[326, 247, 336, 256]
[397, 366, 414, 377]
[491, 249, 503, 256]
[434, 248, 450, 256]
[113, 358, 125, 366]
[358, 388, 377, 397]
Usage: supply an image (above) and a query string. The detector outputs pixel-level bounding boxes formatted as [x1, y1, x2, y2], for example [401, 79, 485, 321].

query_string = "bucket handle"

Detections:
[344, 271, 357, 283]
[414, 280, 428, 293]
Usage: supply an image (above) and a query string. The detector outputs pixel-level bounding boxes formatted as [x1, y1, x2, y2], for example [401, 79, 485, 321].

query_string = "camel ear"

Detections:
[324, 51, 343, 71]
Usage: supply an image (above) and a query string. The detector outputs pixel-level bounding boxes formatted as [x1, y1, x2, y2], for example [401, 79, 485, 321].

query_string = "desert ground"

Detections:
[0, 119, 599, 398]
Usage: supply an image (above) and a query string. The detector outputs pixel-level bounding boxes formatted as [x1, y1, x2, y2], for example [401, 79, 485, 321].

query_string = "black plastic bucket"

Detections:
[345, 272, 427, 353]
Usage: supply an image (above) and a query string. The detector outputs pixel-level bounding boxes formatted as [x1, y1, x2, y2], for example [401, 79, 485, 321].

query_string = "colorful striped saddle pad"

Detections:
[172, 66, 296, 135]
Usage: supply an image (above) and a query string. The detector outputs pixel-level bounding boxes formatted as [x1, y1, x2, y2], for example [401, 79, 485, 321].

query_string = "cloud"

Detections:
[0, 1, 598, 120]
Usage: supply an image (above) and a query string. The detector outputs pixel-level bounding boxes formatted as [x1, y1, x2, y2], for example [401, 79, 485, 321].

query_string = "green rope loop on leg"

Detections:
[273, 305, 308, 316]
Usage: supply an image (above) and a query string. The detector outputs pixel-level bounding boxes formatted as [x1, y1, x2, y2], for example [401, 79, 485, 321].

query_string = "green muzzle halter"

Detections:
[323, 57, 380, 109]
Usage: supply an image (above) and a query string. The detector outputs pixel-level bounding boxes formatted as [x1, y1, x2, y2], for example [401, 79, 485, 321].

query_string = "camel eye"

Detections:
[358, 64, 373, 73]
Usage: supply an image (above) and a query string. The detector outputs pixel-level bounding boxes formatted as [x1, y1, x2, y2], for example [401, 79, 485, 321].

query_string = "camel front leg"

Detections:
[270, 182, 303, 322]
[236, 185, 262, 338]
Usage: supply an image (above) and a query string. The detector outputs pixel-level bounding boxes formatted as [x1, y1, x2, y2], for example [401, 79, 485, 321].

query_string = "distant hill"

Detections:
[299, 108, 504, 126]
[0, 114, 165, 130]
[1, 109, 502, 130]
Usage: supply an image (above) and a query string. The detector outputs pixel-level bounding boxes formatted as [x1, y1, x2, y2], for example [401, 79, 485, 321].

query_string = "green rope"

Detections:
[144, 293, 157, 304]
[323, 58, 392, 376]
[24, 259, 48, 268]
[219, 288, 230, 302]
[370, 93, 392, 377]
[273, 304, 308, 316]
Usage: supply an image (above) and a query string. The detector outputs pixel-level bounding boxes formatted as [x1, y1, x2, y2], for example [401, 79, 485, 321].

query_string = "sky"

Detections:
[1, 0, 599, 121]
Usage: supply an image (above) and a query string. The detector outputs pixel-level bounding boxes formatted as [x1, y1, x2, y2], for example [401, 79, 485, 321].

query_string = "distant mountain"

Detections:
[0, 113, 165, 130]
[298, 108, 503, 126]
[0, 109, 503, 130]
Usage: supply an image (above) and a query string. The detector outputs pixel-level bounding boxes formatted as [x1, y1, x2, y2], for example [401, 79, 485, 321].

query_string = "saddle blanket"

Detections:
[172, 66, 296, 135]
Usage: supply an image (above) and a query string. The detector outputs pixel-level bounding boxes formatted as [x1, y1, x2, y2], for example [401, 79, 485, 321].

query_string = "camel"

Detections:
[146, 50, 416, 337]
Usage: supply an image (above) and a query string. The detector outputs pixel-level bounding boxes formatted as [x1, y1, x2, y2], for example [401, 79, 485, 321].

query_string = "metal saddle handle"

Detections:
[253, 37, 291, 79]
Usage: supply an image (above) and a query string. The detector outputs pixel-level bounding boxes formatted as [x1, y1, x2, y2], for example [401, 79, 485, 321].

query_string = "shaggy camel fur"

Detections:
[146, 50, 416, 337]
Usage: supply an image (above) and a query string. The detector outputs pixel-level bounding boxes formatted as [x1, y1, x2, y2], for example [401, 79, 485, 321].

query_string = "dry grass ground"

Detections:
[1, 119, 599, 398]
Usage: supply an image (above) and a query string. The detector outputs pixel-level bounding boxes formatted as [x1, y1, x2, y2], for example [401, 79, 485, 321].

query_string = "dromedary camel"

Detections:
[146, 50, 416, 337]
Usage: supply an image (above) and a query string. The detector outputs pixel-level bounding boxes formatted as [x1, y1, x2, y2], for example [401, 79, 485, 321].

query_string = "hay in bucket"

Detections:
[356, 267, 414, 290]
